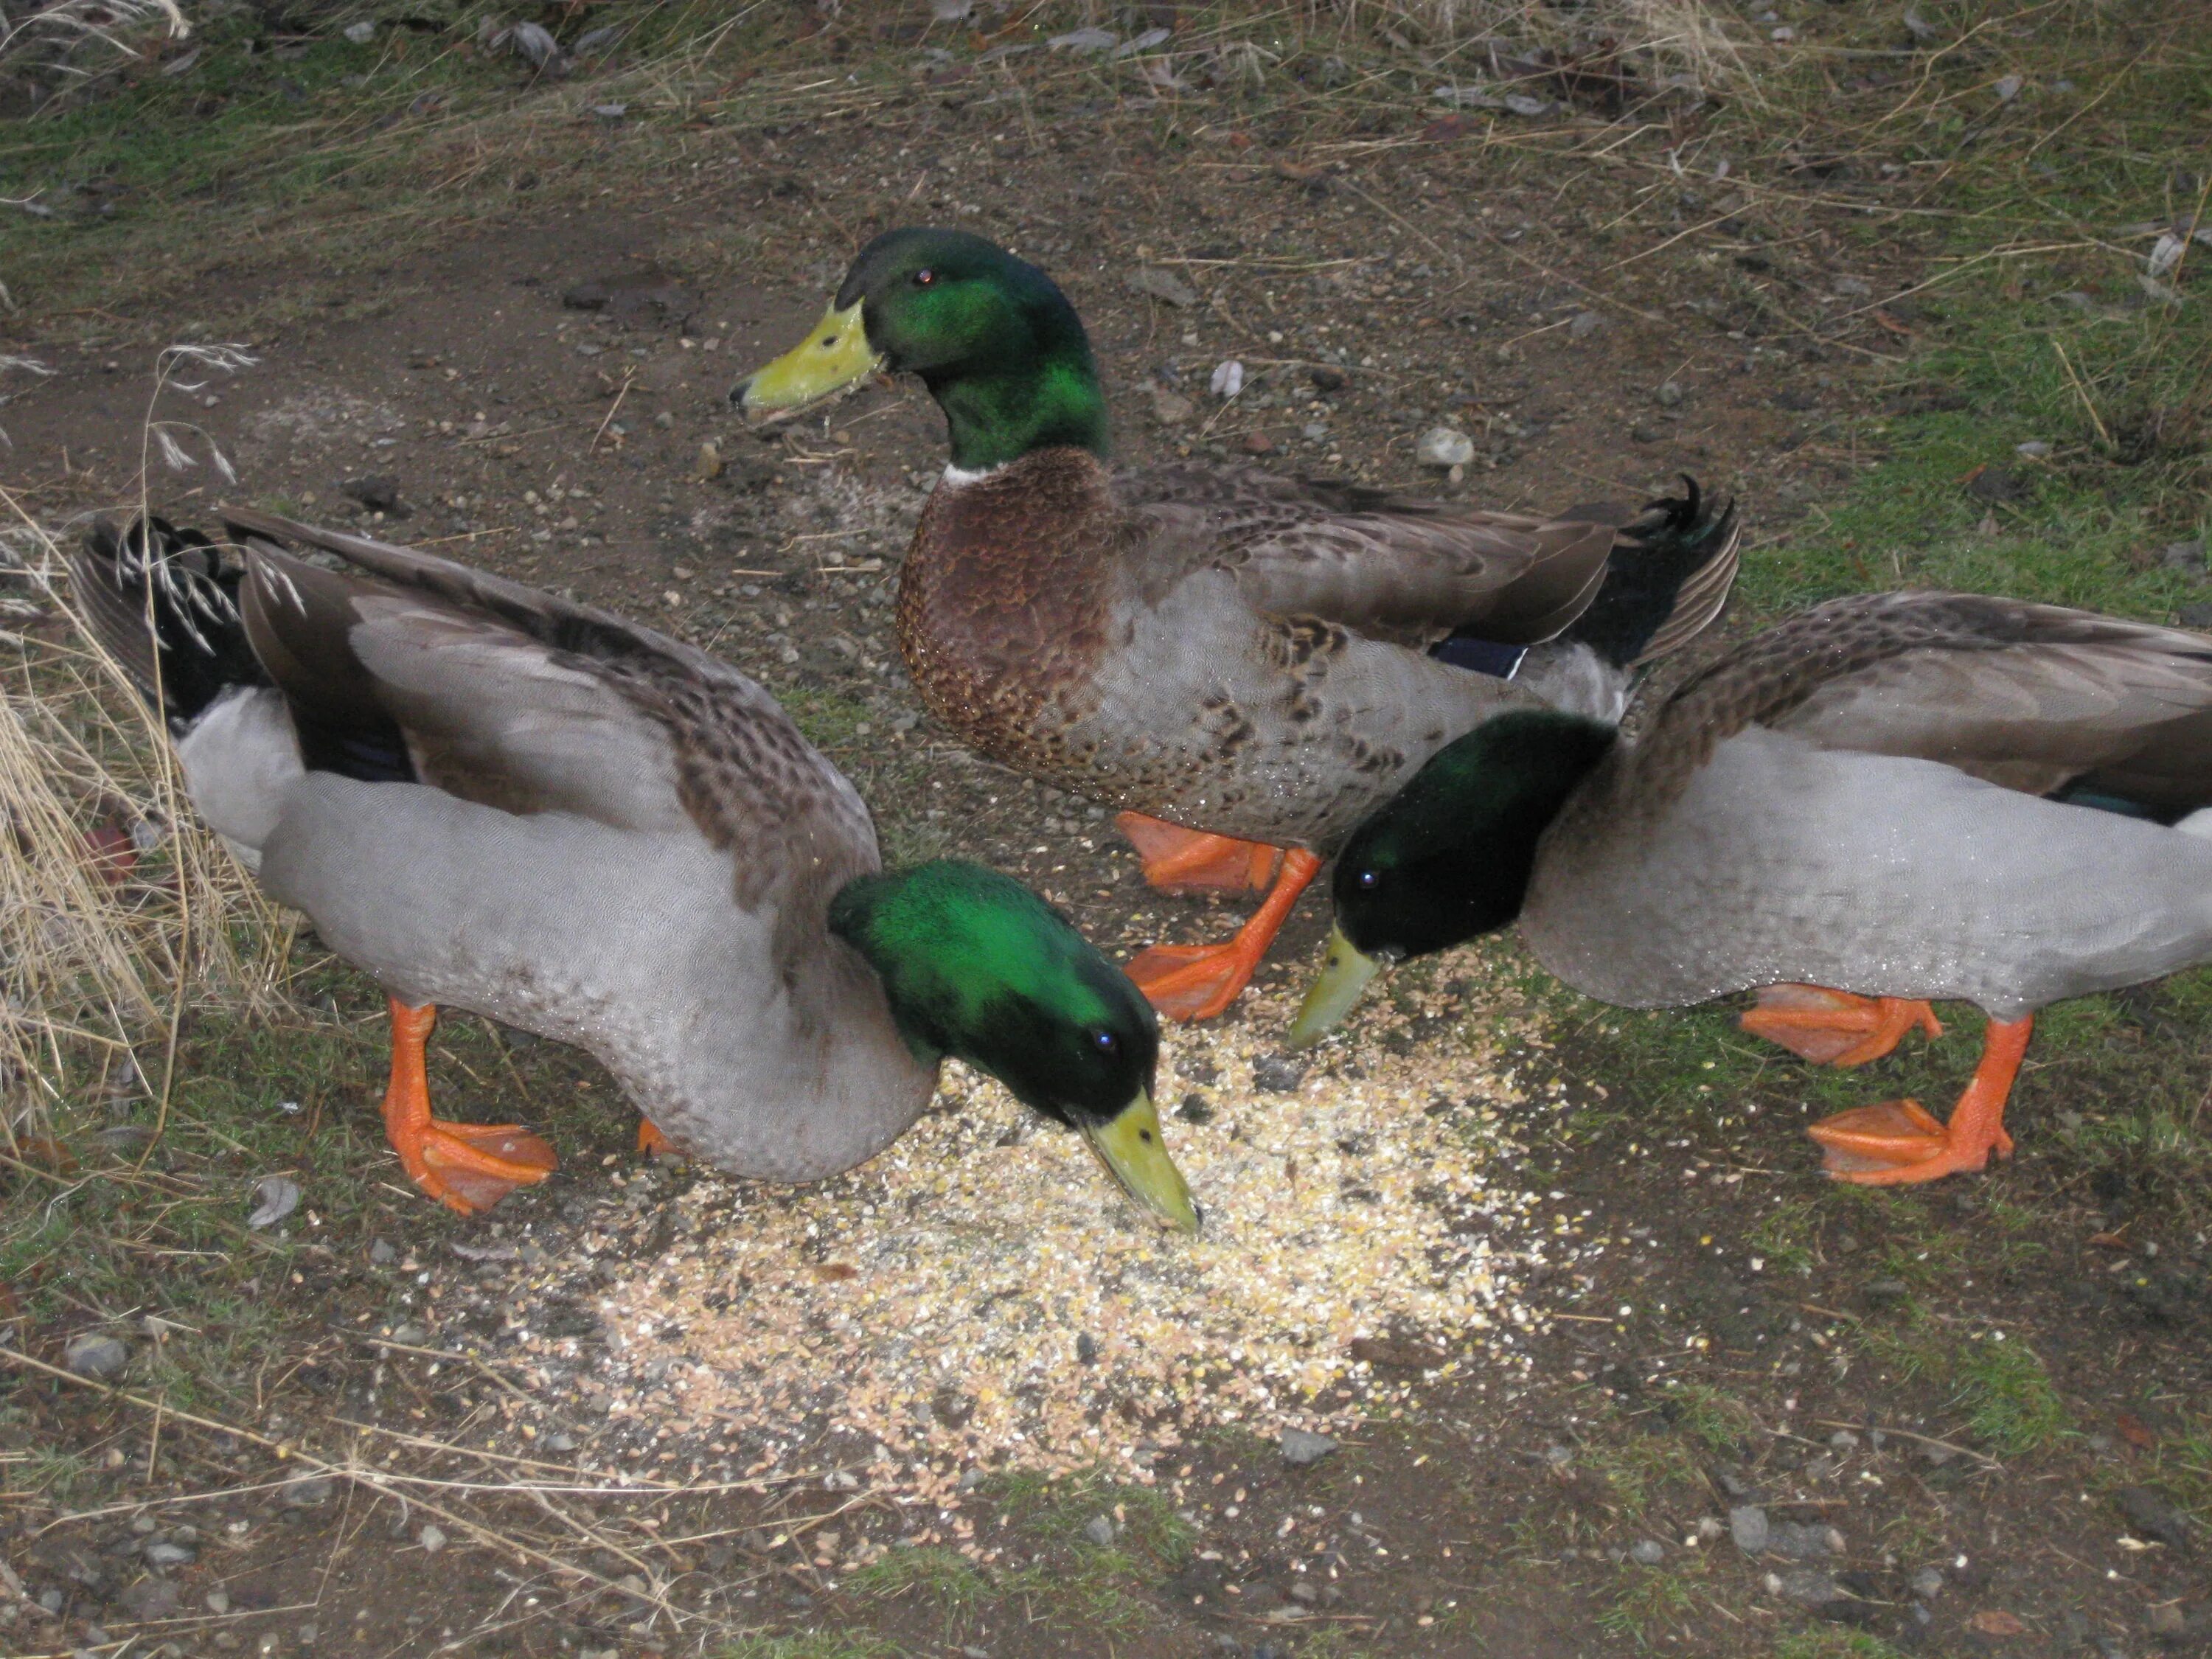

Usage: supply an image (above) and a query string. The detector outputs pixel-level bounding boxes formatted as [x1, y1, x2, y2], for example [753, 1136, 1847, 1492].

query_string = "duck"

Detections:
[1292, 589, 2212, 1186]
[734, 226, 1740, 1022]
[70, 509, 1196, 1228]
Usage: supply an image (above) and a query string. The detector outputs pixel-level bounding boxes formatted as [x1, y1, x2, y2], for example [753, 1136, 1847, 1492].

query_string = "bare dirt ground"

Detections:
[3, 5, 2208, 1658]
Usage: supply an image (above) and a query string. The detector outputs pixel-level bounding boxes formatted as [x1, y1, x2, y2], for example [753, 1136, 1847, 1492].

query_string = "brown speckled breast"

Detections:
[896, 449, 1120, 782]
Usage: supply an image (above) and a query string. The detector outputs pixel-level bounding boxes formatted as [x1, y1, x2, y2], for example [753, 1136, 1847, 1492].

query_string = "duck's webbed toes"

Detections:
[1742, 984, 1943, 1067]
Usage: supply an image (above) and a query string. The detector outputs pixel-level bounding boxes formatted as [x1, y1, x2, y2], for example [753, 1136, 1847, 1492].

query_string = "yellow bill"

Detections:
[736, 299, 882, 417]
[1079, 1091, 1200, 1235]
[1287, 923, 1387, 1048]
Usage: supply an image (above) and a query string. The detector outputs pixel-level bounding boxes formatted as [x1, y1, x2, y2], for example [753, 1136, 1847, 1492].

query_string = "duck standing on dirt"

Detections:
[736, 227, 1740, 1021]
[1293, 591, 2212, 1186]
[71, 512, 1197, 1228]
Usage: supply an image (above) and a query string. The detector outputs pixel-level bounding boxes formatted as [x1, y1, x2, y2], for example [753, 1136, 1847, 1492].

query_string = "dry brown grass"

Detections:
[0, 486, 282, 1159]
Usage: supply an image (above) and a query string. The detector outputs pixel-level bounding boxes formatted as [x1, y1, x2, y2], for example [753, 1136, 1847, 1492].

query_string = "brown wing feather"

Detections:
[1630, 511, 1742, 667]
[1630, 591, 2212, 813]
[223, 508, 879, 936]
[1111, 463, 1620, 647]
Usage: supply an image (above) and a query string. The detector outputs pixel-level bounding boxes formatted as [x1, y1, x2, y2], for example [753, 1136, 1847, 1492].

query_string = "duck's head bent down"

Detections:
[1290, 710, 1616, 1047]
[832, 860, 1196, 1232]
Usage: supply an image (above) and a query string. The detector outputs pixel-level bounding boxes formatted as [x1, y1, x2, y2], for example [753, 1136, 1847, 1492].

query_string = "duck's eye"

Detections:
[1091, 1029, 1119, 1054]
[1356, 868, 1380, 889]
[913, 268, 936, 288]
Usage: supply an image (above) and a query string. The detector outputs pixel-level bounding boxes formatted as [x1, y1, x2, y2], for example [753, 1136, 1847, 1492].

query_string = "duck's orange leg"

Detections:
[1808, 1015, 2031, 1186]
[1124, 849, 1324, 1022]
[638, 1117, 680, 1158]
[1116, 811, 1284, 895]
[1742, 984, 1944, 1067]
[381, 999, 557, 1215]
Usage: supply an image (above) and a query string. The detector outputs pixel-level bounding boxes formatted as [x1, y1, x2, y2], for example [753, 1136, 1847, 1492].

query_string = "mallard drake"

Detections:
[72, 510, 1196, 1228]
[735, 227, 1740, 1021]
[1294, 590, 2212, 1186]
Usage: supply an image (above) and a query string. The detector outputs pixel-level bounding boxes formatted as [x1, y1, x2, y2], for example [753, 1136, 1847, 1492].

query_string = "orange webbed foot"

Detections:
[638, 1117, 681, 1159]
[1806, 1015, 2031, 1188]
[381, 1000, 557, 1216]
[1125, 942, 1262, 1022]
[1742, 984, 1943, 1067]
[408, 1121, 558, 1214]
[1123, 849, 1324, 1023]
[1115, 812, 1284, 894]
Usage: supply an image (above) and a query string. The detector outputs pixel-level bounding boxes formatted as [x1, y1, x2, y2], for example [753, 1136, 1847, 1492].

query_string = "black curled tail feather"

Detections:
[71, 516, 268, 731]
[1559, 475, 1742, 669]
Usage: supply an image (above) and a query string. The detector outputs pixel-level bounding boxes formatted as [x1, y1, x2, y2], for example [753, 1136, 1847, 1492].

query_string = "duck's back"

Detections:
[1527, 593, 2212, 1016]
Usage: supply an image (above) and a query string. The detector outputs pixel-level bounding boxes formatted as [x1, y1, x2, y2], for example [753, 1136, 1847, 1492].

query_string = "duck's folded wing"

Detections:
[1119, 466, 1617, 647]
[226, 510, 877, 908]
[1645, 591, 2212, 813]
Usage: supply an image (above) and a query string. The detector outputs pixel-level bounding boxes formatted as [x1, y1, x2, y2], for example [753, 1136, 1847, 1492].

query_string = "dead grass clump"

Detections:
[0, 0, 189, 88]
[0, 496, 281, 1158]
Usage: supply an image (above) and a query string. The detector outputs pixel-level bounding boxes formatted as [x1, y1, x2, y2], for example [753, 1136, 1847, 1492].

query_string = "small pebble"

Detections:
[1630, 1539, 1665, 1565]
[1416, 427, 1475, 469]
[1083, 1514, 1116, 1548]
[1828, 1430, 1860, 1450]
[1655, 380, 1684, 408]
[1729, 1505, 1770, 1554]
[1910, 1566, 1944, 1599]
[1280, 1427, 1339, 1467]
[279, 1478, 330, 1522]
[63, 1333, 130, 1380]
[418, 1523, 448, 1554]
[1775, 1568, 1843, 1608]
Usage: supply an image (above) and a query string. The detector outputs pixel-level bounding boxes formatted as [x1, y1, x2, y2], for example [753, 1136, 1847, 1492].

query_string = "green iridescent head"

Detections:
[736, 228, 1109, 473]
[829, 860, 1194, 1231]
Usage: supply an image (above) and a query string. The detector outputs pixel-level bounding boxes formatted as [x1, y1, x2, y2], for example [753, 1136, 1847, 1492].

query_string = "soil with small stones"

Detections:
[4, 43, 2209, 1659]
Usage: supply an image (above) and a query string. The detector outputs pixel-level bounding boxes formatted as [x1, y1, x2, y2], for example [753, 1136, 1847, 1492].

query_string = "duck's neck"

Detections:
[925, 343, 1109, 474]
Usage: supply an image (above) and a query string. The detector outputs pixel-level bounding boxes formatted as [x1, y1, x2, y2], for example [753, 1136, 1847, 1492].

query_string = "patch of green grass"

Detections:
[990, 1465, 1194, 1562]
[846, 1545, 990, 1617]
[0, 959, 633, 1439]
[1860, 1313, 2069, 1455]
[1747, 1198, 1823, 1277]
[1773, 1632, 1912, 1659]
[1658, 1382, 1759, 1458]
[1584, 1430, 1705, 1523]
[0, 2, 807, 319]
[1597, 1562, 1704, 1647]
[1293, 1631, 1383, 1659]
[1952, 1337, 2070, 1456]
[975, 1466, 1190, 1637]
[712, 1634, 895, 1659]
[2152, 1411, 2212, 1528]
